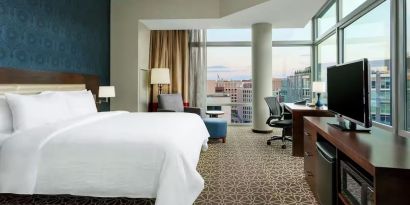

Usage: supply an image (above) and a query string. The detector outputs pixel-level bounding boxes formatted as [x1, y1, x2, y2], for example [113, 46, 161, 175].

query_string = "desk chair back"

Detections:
[264, 97, 283, 118]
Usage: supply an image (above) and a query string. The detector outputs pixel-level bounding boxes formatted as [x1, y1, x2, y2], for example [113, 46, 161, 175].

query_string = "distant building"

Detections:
[280, 67, 311, 103]
[207, 67, 313, 123]
[237, 81, 252, 123]
[207, 80, 217, 94]
[207, 79, 252, 123]
[368, 59, 391, 125]
[207, 60, 393, 126]
[370, 70, 391, 125]
[272, 78, 283, 101]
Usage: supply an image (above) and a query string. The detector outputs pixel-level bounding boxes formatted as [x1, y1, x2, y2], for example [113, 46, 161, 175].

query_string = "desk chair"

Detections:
[264, 97, 293, 149]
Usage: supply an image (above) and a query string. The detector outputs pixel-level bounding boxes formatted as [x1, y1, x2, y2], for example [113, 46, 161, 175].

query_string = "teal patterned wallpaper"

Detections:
[0, 0, 110, 85]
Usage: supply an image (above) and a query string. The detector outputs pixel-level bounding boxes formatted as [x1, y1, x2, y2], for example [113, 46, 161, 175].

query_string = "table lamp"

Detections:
[97, 86, 116, 104]
[312, 82, 326, 108]
[151, 68, 170, 94]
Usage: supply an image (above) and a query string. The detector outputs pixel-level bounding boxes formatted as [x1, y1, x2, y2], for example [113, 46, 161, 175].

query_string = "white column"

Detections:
[252, 23, 273, 133]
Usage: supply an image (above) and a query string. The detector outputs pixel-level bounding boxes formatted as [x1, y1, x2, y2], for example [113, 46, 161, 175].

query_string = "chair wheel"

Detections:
[281, 145, 286, 149]
[267, 141, 271, 145]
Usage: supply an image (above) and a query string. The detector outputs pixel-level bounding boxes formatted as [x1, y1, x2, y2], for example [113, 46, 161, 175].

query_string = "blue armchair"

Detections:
[158, 93, 227, 143]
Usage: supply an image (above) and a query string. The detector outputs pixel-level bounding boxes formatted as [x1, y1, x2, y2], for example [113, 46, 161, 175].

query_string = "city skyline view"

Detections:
[207, 46, 311, 81]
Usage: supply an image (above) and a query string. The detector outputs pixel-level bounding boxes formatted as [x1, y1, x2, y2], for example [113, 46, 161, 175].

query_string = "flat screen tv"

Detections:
[327, 59, 371, 131]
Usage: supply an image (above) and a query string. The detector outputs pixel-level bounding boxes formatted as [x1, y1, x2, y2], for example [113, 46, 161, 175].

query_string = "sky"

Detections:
[206, 23, 312, 81]
[207, 1, 390, 81]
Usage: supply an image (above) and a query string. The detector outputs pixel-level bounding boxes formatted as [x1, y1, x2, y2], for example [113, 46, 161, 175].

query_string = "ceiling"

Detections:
[141, 0, 326, 29]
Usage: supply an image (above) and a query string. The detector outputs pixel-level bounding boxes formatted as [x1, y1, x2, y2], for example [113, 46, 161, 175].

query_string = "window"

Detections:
[380, 103, 391, 115]
[317, 3, 337, 37]
[207, 29, 251, 42]
[317, 34, 337, 83]
[272, 21, 312, 41]
[207, 24, 313, 123]
[340, 0, 367, 18]
[406, 0, 410, 131]
[344, 0, 391, 125]
[272, 47, 311, 102]
[207, 47, 251, 83]
[207, 47, 252, 123]
[380, 77, 390, 89]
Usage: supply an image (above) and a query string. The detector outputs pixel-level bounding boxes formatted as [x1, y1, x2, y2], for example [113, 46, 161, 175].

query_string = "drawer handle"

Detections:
[304, 152, 312, 157]
[306, 171, 314, 177]
[304, 131, 311, 136]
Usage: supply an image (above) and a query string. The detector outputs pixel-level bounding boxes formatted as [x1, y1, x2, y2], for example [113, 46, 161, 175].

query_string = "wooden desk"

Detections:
[304, 117, 410, 204]
[284, 103, 333, 157]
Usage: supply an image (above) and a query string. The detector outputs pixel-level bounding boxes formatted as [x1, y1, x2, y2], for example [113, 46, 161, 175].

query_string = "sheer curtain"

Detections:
[189, 30, 207, 116]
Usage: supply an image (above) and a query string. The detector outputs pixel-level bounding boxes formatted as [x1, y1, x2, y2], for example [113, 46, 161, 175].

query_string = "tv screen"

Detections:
[327, 59, 371, 128]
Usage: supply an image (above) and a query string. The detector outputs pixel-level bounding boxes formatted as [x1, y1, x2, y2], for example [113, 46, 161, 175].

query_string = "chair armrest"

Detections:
[184, 107, 202, 116]
[157, 109, 176, 112]
[266, 115, 282, 125]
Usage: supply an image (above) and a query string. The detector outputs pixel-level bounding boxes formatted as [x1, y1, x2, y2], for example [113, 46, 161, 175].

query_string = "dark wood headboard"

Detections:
[0, 68, 100, 95]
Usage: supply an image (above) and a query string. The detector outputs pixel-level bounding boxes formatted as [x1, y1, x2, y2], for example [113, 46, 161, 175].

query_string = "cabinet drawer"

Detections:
[304, 133, 315, 176]
[303, 121, 317, 193]
[304, 128, 315, 159]
[303, 123, 315, 141]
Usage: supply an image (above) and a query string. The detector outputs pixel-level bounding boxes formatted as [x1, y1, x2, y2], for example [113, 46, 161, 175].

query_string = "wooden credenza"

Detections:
[284, 103, 333, 157]
[304, 117, 410, 205]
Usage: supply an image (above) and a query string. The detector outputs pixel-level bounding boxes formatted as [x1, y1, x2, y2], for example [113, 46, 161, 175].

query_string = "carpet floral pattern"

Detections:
[195, 126, 317, 205]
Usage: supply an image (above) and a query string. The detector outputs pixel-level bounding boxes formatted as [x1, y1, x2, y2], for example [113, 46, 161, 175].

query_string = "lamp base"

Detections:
[315, 93, 323, 107]
[97, 98, 109, 104]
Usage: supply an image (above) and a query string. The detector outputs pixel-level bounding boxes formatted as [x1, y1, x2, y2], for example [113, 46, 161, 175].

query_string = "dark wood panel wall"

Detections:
[0, 68, 100, 96]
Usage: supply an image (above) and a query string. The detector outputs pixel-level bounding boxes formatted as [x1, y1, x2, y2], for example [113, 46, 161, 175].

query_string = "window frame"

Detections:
[315, 1, 338, 39]
[313, 0, 395, 131]
[338, 0, 374, 20]
[341, 0, 392, 126]
[398, 0, 410, 137]
[315, 32, 337, 81]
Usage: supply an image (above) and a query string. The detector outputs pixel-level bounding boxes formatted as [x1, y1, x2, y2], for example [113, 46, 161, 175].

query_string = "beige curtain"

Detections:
[149, 30, 189, 111]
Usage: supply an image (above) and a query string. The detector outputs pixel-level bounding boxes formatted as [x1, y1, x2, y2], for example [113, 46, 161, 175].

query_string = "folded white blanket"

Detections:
[0, 111, 209, 205]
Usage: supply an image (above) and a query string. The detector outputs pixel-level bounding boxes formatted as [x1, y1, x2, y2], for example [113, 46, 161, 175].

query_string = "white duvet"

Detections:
[0, 111, 209, 205]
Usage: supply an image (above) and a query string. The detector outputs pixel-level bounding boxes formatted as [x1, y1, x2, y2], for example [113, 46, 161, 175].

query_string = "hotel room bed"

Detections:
[0, 83, 209, 205]
[0, 111, 209, 205]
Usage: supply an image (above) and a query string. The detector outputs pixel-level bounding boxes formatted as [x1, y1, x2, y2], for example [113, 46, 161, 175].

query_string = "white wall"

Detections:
[111, 0, 139, 111]
[110, 0, 220, 111]
[137, 22, 151, 112]
[219, 0, 268, 17]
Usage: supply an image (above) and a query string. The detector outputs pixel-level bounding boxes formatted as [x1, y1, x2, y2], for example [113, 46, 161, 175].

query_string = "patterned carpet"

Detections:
[194, 126, 317, 205]
[0, 126, 317, 205]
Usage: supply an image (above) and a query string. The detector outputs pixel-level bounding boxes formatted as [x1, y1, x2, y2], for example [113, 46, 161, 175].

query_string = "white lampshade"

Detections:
[99, 86, 116, 98]
[312, 81, 326, 93]
[151, 68, 170, 84]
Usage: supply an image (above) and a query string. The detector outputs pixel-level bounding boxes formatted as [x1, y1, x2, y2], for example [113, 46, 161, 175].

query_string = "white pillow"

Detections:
[43, 90, 97, 118]
[0, 96, 13, 133]
[5, 93, 71, 132]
